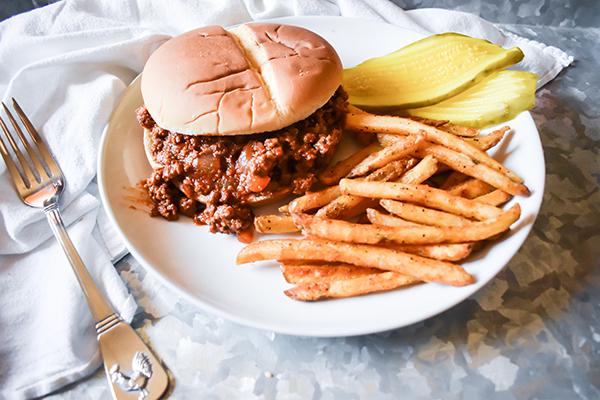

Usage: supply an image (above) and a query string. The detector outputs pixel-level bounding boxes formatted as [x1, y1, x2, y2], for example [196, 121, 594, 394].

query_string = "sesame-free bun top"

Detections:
[141, 23, 343, 136]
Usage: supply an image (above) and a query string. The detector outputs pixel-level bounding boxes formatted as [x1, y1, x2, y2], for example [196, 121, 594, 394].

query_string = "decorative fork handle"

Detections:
[45, 205, 169, 400]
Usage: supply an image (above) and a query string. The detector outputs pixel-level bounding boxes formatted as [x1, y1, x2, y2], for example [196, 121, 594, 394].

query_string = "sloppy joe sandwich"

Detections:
[137, 23, 346, 235]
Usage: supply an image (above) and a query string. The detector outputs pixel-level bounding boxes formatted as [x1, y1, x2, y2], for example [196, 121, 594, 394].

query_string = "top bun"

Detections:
[141, 23, 343, 136]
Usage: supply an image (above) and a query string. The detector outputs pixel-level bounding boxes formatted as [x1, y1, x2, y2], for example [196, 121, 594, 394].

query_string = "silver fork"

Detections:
[0, 99, 169, 400]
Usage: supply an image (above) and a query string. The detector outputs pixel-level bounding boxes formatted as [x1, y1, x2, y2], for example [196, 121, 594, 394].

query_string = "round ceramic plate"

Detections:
[98, 16, 545, 337]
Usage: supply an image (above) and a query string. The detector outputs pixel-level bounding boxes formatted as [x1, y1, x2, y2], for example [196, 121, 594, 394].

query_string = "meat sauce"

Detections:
[138, 87, 347, 234]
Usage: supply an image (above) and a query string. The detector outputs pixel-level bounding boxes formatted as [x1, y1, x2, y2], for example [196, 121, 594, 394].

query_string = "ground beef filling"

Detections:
[139, 88, 347, 234]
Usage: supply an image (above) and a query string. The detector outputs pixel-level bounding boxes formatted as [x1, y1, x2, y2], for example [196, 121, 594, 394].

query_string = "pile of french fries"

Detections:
[238, 108, 529, 301]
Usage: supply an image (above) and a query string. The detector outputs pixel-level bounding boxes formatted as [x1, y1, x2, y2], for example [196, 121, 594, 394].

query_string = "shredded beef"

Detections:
[140, 87, 347, 234]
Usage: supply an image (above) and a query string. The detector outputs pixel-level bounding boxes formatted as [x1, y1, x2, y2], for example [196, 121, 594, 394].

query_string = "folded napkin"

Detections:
[0, 0, 571, 398]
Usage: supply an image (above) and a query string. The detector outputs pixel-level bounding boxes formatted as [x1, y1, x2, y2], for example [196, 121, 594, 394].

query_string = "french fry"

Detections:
[377, 133, 404, 147]
[409, 116, 479, 137]
[366, 209, 474, 261]
[319, 142, 380, 185]
[366, 208, 420, 227]
[396, 155, 438, 184]
[464, 126, 509, 149]
[441, 126, 512, 191]
[375, 139, 444, 174]
[345, 112, 522, 183]
[414, 142, 529, 196]
[379, 199, 471, 227]
[439, 123, 479, 137]
[292, 204, 520, 245]
[288, 186, 341, 214]
[409, 116, 449, 127]
[347, 134, 423, 178]
[366, 158, 417, 181]
[410, 117, 479, 137]
[243, 108, 524, 300]
[281, 262, 381, 284]
[284, 271, 418, 301]
[237, 238, 474, 286]
[440, 172, 469, 190]
[379, 126, 508, 153]
[447, 178, 494, 198]
[340, 179, 503, 221]
[393, 243, 474, 262]
[316, 194, 376, 219]
[475, 190, 513, 206]
[254, 215, 299, 234]
[316, 158, 417, 219]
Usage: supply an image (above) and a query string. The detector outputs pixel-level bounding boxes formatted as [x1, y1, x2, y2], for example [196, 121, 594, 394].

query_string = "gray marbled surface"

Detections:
[4, 1, 600, 399]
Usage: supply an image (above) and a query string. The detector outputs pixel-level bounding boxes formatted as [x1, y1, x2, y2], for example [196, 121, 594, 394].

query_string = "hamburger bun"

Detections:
[143, 128, 162, 170]
[141, 23, 343, 136]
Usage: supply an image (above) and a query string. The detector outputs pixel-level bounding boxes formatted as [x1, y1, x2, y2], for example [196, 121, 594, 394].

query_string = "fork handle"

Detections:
[46, 206, 115, 322]
[45, 206, 169, 399]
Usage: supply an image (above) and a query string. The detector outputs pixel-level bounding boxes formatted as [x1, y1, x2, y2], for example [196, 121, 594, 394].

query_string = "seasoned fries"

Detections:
[254, 215, 299, 234]
[285, 271, 418, 301]
[317, 156, 438, 219]
[447, 178, 494, 198]
[237, 239, 474, 286]
[409, 117, 479, 137]
[293, 205, 520, 245]
[379, 199, 471, 227]
[377, 133, 402, 147]
[316, 194, 375, 219]
[345, 112, 522, 183]
[397, 155, 438, 184]
[366, 209, 474, 260]
[241, 109, 528, 301]
[438, 123, 479, 137]
[364, 158, 418, 182]
[281, 263, 381, 284]
[393, 243, 474, 262]
[366, 208, 420, 227]
[408, 117, 479, 137]
[347, 134, 423, 177]
[414, 142, 529, 196]
[319, 142, 380, 185]
[441, 172, 469, 190]
[316, 158, 416, 219]
[408, 116, 448, 127]
[340, 179, 503, 220]
[289, 186, 341, 214]
[378, 126, 508, 152]
[464, 126, 509, 149]
[475, 189, 513, 206]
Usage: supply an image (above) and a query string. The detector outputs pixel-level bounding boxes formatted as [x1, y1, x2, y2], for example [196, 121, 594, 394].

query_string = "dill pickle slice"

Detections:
[343, 33, 524, 109]
[405, 71, 537, 128]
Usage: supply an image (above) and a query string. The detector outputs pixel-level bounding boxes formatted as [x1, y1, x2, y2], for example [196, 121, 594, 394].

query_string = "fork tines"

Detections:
[0, 99, 60, 190]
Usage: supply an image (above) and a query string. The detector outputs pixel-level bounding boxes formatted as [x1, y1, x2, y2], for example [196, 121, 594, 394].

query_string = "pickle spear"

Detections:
[343, 33, 524, 109]
[405, 70, 537, 128]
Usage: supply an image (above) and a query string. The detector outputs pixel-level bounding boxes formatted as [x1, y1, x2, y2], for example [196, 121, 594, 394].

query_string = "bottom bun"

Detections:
[143, 128, 164, 170]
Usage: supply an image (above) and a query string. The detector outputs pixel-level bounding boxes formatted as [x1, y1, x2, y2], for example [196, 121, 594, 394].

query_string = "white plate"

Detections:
[98, 16, 545, 337]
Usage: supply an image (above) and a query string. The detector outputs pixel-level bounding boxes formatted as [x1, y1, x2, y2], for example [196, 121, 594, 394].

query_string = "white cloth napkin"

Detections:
[0, 0, 572, 398]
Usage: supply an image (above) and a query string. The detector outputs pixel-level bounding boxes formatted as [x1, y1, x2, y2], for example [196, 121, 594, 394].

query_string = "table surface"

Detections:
[3, 1, 599, 399]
